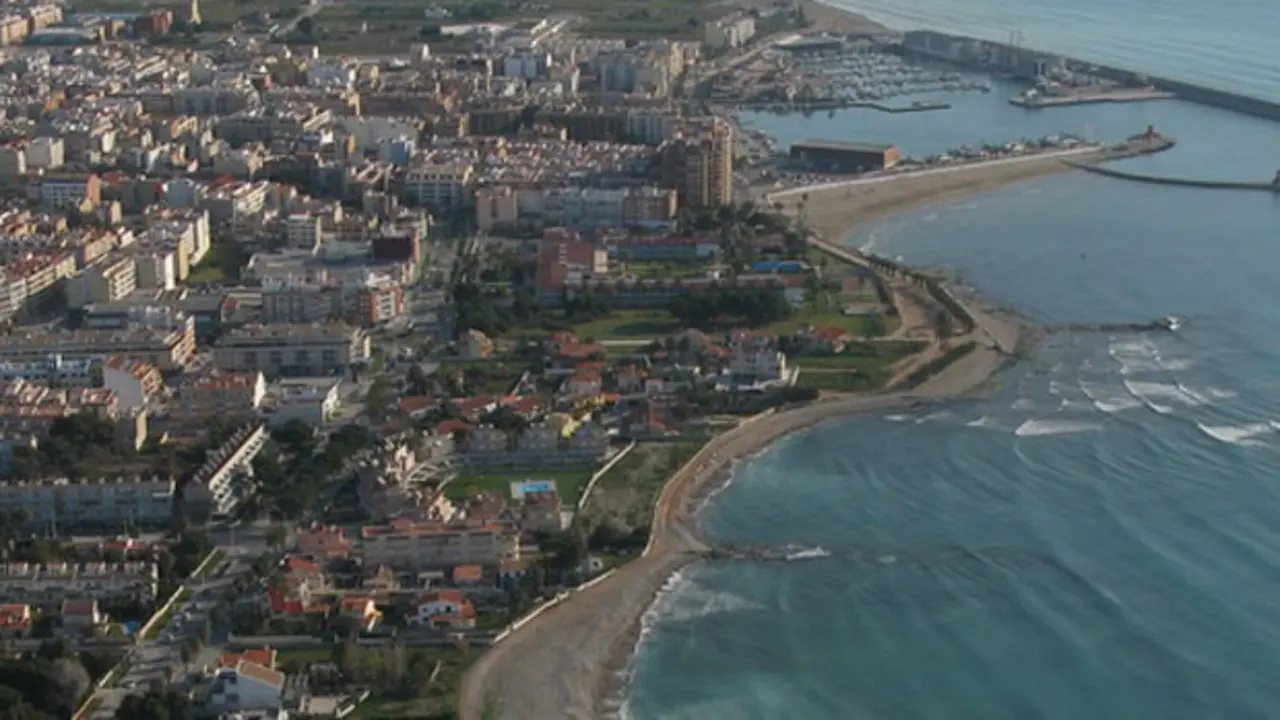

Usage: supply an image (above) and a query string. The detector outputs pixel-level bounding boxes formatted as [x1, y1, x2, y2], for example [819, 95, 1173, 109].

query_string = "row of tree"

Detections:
[667, 287, 792, 330]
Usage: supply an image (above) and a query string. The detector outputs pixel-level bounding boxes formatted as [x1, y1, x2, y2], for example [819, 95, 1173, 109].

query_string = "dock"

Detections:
[1009, 87, 1175, 108]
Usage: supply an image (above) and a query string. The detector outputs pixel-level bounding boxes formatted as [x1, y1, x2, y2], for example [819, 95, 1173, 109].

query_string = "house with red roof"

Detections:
[0, 604, 32, 637]
[338, 596, 381, 631]
[796, 325, 854, 354]
[409, 590, 476, 629]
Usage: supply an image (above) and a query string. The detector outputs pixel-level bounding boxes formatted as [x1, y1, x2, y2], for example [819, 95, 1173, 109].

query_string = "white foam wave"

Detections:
[1048, 380, 1063, 396]
[785, 546, 832, 561]
[1095, 398, 1143, 413]
[884, 414, 910, 422]
[649, 578, 763, 625]
[966, 416, 992, 427]
[1196, 422, 1273, 447]
[1059, 398, 1093, 410]
[1015, 419, 1102, 437]
[1079, 381, 1142, 413]
[1159, 359, 1196, 372]
[1124, 380, 1208, 407]
[915, 411, 951, 424]
[1207, 388, 1239, 399]
[1012, 398, 1035, 410]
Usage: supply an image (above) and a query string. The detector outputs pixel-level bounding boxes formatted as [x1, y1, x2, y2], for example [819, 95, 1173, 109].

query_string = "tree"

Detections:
[406, 363, 431, 396]
[296, 16, 315, 36]
[265, 524, 287, 550]
[115, 688, 194, 720]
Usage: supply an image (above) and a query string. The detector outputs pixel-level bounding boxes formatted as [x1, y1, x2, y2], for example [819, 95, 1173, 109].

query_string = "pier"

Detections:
[1009, 87, 1175, 108]
[1044, 318, 1184, 334]
[732, 99, 951, 113]
[1065, 162, 1280, 194]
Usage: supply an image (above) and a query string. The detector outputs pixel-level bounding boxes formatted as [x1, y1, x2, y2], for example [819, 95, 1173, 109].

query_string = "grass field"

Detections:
[186, 241, 243, 284]
[762, 309, 885, 337]
[570, 310, 681, 340]
[447, 468, 596, 503]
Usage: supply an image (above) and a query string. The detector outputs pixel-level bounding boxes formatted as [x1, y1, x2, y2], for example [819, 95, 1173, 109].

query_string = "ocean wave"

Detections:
[1196, 422, 1273, 447]
[1124, 380, 1208, 407]
[966, 415, 993, 427]
[915, 411, 952, 424]
[884, 414, 911, 423]
[785, 546, 833, 561]
[1012, 398, 1035, 411]
[1080, 380, 1143, 413]
[644, 574, 763, 626]
[1014, 419, 1103, 437]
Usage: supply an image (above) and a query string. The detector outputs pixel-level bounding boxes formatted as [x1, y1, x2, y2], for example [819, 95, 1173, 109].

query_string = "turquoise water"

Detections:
[626, 17, 1280, 720]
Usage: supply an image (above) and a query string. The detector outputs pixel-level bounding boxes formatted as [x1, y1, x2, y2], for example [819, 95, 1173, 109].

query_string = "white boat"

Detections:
[1161, 315, 1185, 332]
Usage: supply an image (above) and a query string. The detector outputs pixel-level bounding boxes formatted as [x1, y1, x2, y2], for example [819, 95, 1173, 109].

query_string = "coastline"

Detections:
[458, 161, 1035, 720]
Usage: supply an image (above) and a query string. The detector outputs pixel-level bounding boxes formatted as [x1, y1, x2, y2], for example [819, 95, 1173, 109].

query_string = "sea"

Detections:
[623, 4, 1280, 719]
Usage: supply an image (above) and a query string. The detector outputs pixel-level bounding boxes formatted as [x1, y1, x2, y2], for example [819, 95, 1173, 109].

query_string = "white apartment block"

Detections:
[184, 424, 267, 517]
[286, 212, 323, 250]
[213, 322, 371, 377]
[0, 476, 176, 532]
[0, 562, 160, 605]
[359, 522, 520, 570]
[704, 12, 755, 49]
[0, 355, 98, 387]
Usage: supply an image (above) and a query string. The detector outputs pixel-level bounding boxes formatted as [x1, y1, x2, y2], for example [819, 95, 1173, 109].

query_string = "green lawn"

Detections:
[447, 468, 596, 504]
[792, 344, 922, 391]
[186, 241, 243, 284]
[762, 309, 885, 337]
[570, 310, 680, 341]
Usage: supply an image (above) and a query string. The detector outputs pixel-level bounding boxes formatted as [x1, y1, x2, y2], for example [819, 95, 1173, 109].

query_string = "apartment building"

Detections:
[0, 562, 159, 605]
[0, 322, 196, 370]
[0, 476, 176, 532]
[359, 520, 520, 570]
[177, 371, 266, 420]
[403, 163, 474, 213]
[704, 11, 756, 49]
[183, 424, 267, 518]
[212, 322, 371, 377]
[35, 173, 102, 211]
[65, 254, 138, 309]
[659, 119, 733, 210]
[102, 356, 165, 413]
[0, 355, 99, 387]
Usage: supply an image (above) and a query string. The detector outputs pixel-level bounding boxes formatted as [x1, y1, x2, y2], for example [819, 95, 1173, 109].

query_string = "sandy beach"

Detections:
[768, 149, 1105, 244]
[456, 154, 1046, 720]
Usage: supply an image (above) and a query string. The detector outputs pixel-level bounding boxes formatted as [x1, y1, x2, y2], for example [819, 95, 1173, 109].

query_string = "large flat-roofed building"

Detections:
[359, 521, 520, 570]
[0, 562, 159, 605]
[212, 322, 371, 377]
[0, 322, 196, 370]
[0, 476, 175, 532]
[789, 139, 901, 172]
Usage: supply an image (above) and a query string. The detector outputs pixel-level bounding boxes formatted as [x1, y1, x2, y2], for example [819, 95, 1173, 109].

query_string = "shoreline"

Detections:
[457, 163, 1030, 719]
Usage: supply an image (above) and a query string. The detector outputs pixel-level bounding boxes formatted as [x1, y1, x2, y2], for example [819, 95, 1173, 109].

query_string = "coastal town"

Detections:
[0, 0, 1193, 719]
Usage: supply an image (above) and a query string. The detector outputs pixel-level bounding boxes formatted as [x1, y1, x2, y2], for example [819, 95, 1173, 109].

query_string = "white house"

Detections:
[202, 661, 286, 714]
[409, 590, 476, 629]
[730, 347, 787, 381]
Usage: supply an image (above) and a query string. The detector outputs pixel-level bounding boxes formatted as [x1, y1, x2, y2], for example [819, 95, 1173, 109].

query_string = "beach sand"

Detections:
[457, 155, 1055, 720]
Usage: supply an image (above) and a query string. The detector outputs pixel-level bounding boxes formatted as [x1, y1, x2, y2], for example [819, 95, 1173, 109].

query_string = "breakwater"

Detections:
[897, 29, 1280, 123]
[732, 99, 951, 113]
[1066, 162, 1280, 194]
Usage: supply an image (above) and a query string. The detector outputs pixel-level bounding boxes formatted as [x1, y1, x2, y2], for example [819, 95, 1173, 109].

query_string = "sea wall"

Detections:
[896, 30, 1280, 123]
[1068, 162, 1280, 193]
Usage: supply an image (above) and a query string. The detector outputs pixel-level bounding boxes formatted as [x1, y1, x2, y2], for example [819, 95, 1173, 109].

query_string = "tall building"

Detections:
[659, 120, 733, 210]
